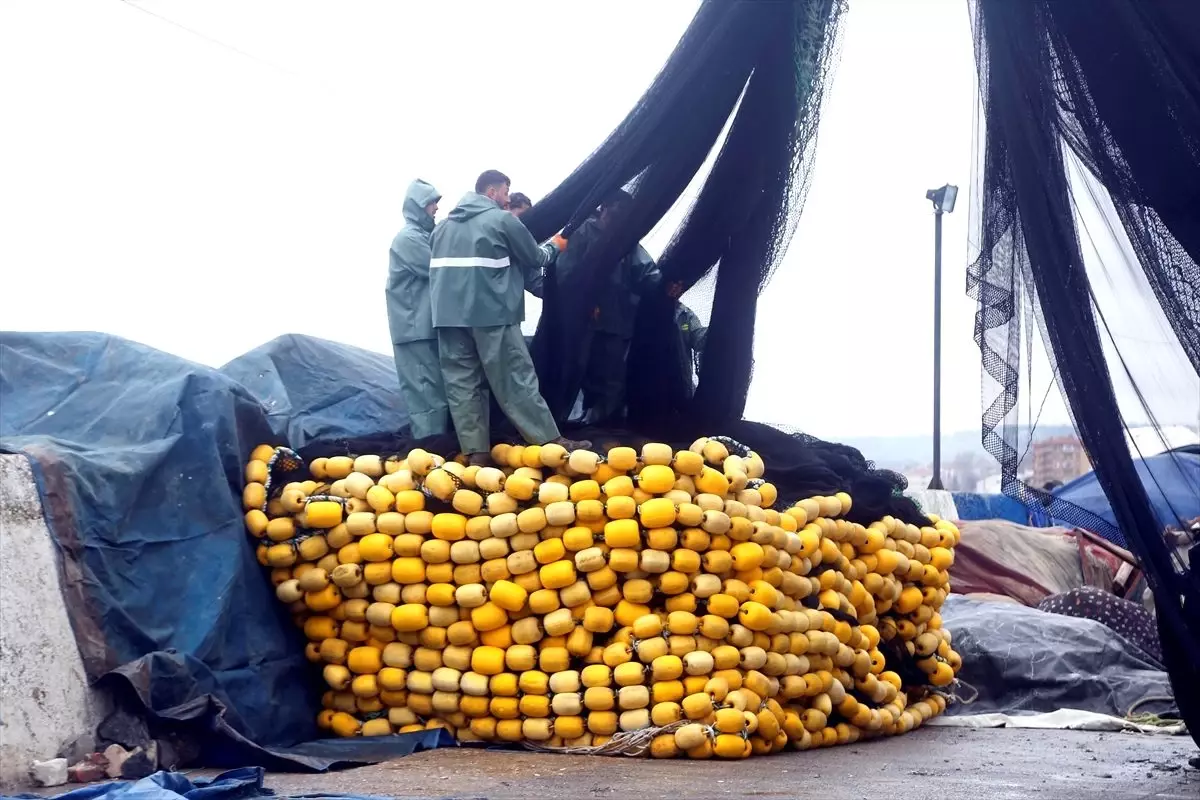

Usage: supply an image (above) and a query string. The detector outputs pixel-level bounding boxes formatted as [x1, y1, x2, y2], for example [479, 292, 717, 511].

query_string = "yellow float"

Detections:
[241, 437, 962, 756]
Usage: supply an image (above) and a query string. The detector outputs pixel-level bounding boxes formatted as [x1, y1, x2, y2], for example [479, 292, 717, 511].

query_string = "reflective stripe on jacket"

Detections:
[430, 192, 554, 328]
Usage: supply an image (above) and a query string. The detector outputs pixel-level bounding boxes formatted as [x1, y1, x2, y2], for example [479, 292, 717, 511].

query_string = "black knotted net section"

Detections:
[509, 0, 928, 525]
[971, 0, 1200, 721]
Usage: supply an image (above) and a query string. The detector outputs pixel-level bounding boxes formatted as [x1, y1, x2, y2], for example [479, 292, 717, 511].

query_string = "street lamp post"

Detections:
[925, 184, 958, 492]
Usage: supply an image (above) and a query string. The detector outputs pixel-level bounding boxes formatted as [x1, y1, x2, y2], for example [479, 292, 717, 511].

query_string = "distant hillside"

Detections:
[838, 425, 1078, 470]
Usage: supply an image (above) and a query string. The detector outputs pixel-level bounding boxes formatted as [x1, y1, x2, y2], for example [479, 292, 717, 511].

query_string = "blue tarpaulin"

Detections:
[950, 492, 1031, 525]
[1053, 448, 1200, 538]
[221, 335, 409, 451]
[0, 332, 448, 770]
[0, 766, 453, 800]
[2, 768, 274, 800]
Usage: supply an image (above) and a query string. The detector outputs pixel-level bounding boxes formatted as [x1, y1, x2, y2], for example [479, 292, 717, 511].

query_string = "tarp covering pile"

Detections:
[949, 521, 1085, 606]
[1052, 449, 1200, 539]
[949, 519, 1144, 606]
[222, 335, 411, 451]
[940, 596, 1175, 719]
[0, 332, 450, 770]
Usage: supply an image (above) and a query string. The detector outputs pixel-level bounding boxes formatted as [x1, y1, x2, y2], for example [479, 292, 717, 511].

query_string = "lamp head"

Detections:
[926, 184, 958, 213]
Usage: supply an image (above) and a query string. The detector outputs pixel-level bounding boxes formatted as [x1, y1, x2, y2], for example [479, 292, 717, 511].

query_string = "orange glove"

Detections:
[551, 233, 568, 252]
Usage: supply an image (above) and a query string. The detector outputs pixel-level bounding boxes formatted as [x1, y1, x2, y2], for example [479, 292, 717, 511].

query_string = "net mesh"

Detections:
[970, 0, 1200, 734]
[522, 0, 845, 430]
[507, 0, 928, 526]
[297, 421, 928, 530]
[488, 1, 918, 524]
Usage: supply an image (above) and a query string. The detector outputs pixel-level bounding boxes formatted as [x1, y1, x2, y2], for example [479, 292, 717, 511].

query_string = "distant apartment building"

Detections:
[1031, 436, 1091, 487]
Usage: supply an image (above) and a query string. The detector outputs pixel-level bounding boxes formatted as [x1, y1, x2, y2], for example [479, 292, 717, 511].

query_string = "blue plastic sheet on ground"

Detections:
[950, 492, 1030, 525]
[0, 332, 446, 771]
[1052, 448, 1200, 541]
[1, 767, 272, 800]
[0, 766, 451, 800]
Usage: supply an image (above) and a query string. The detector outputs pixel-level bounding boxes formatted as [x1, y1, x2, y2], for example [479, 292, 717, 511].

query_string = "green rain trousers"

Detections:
[581, 331, 630, 425]
[391, 339, 449, 439]
[437, 324, 560, 454]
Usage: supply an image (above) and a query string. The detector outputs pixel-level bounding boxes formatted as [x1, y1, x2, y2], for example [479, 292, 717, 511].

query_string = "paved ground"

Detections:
[244, 728, 1197, 800]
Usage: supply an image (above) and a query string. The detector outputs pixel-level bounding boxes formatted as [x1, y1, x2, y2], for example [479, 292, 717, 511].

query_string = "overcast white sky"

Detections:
[3, 0, 1193, 445]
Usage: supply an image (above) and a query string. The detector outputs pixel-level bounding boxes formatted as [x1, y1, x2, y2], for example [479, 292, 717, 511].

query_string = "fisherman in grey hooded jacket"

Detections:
[385, 179, 449, 439]
[430, 169, 589, 463]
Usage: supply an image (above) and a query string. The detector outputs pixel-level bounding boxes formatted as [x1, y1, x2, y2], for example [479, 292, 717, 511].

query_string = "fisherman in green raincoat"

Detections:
[430, 170, 589, 463]
[556, 189, 662, 424]
[385, 179, 449, 439]
[671, 286, 708, 397]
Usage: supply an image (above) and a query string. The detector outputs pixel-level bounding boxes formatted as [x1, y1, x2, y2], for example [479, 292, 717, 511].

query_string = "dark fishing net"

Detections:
[971, 0, 1200, 738]
[382, 0, 910, 520]
[509, 0, 925, 523]
[296, 420, 927, 530]
[526, 0, 844, 423]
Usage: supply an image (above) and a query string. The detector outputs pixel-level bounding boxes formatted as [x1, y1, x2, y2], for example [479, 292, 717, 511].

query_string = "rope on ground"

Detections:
[935, 678, 979, 707]
[1125, 694, 1181, 728]
[521, 720, 688, 757]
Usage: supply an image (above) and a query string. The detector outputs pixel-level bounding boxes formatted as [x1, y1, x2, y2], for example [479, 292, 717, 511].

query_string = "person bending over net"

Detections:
[430, 169, 589, 465]
[557, 189, 661, 425]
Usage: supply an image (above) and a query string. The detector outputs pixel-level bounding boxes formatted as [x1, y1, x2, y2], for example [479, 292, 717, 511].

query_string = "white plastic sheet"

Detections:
[929, 708, 1186, 735]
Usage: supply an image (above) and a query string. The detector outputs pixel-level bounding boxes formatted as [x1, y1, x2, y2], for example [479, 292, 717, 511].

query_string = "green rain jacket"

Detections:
[556, 217, 662, 339]
[598, 243, 660, 338]
[429, 192, 554, 328]
[385, 179, 442, 344]
[675, 302, 707, 378]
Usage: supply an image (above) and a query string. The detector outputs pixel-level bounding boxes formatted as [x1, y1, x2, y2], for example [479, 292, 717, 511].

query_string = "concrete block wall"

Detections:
[0, 454, 107, 788]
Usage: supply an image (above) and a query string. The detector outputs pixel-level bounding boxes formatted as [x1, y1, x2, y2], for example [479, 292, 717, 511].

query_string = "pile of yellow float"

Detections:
[241, 437, 962, 758]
